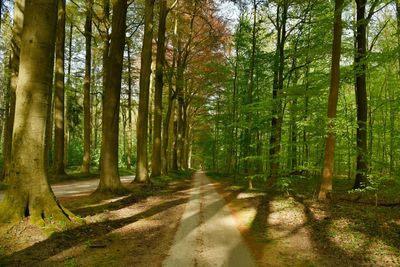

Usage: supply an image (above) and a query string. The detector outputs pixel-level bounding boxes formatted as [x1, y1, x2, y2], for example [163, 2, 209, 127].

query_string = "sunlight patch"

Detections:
[237, 192, 265, 199]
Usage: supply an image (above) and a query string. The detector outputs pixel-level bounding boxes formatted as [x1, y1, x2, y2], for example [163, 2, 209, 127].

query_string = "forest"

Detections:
[0, 0, 399, 266]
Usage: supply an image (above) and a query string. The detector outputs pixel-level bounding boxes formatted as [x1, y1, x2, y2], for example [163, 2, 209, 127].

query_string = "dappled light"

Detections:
[1, 0, 400, 265]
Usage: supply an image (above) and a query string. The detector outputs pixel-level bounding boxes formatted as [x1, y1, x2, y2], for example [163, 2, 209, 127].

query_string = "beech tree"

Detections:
[81, 0, 93, 174]
[151, 0, 168, 178]
[96, 0, 127, 193]
[53, 0, 67, 176]
[269, 0, 288, 185]
[0, 0, 75, 224]
[136, 0, 155, 182]
[319, 0, 343, 201]
[1, 0, 23, 181]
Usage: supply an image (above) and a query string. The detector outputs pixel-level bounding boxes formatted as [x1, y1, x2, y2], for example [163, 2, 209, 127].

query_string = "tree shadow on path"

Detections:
[1, 195, 189, 266]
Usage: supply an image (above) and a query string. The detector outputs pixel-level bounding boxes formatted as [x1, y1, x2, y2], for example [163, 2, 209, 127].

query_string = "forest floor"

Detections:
[208, 172, 400, 266]
[0, 170, 399, 266]
[0, 171, 193, 266]
[164, 171, 256, 267]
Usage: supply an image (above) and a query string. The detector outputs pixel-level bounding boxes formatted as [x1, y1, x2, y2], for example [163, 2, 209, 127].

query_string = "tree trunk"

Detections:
[126, 41, 133, 170]
[176, 66, 184, 170]
[53, 0, 66, 176]
[353, 0, 368, 189]
[2, 0, 24, 182]
[172, 105, 179, 171]
[151, 0, 168, 178]
[183, 103, 190, 169]
[319, 0, 343, 201]
[64, 20, 73, 167]
[0, 0, 76, 225]
[244, 1, 257, 174]
[162, 77, 175, 174]
[97, 0, 127, 193]
[136, 0, 155, 182]
[269, 2, 288, 185]
[81, 0, 93, 174]
[102, 0, 110, 91]
[289, 99, 297, 171]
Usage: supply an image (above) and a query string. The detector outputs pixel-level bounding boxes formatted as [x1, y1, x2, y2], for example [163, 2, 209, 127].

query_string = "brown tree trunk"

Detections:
[102, 0, 110, 92]
[182, 102, 189, 169]
[53, 0, 66, 176]
[126, 41, 133, 170]
[269, 2, 288, 185]
[136, 0, 155, 182]
[81, 0, 93, 174]
[353, 0, 368, 189]
[97, 0, 127, 193]
[0, 0, 76, 225]
[162, 76, 175, 174]
[2, 0, 24, 182]
[64, 20, 73, 167]
[151, 0, 168, 178]
[319, 0, 343, 201]
[172, 105, 179, 171]
[244, 0, 257, 174]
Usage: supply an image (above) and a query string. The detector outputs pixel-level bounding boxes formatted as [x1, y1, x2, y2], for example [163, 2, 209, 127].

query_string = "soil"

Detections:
[164, 172, 256, 267]
[212, 176, 400, 267]
[0, 177, 192, 267]
[1, 172, 399, 267]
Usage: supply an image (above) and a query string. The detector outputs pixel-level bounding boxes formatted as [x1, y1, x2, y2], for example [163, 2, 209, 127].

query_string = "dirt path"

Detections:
[0, 175, 134, 201]
[163, 171, 257, 267]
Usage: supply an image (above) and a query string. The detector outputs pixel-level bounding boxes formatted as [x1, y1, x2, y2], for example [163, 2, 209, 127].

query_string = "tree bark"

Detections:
[269, 2, 288, 185]
[319, 0, 343, 201]
[97, 0, 127, 193]
[2, 0, 24, 182]
[172, 105, 179, 171]
[53, 0, 66, 176]
[81, 0, 93, 174]
[244, 0, 257, 174]
[126, 41, 133, 170]
[64, 20, 73, 167]
[136, 0, 155, 182]
[102, 0, 110, 92]
[353, 0, 368, 189]
[0, 0, 76, 225]
[162, 72, 175, 174]
[151, 0, 168, 178]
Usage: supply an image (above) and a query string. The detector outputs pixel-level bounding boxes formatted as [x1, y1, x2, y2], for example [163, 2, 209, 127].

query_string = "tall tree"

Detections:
[102, 0, 110, 92]
[81, 0, 93, 174]
[96, 0, 127, 193]
[0, 0, 75, 225]
[53, 0, 66, 176]
[269, 1, 288, 185]
[353, 0, 368, 189]
[319, 0, 344, 201]
[126, 40, 133, 170]
[151, 0, 168, 177]
[243, 0, 257, 174]
[136, 0, 155, 182]
[1, 0, 24, 181]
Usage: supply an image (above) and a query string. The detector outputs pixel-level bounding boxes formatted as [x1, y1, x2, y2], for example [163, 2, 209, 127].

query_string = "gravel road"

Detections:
[0, 175, 134, 201]
[163, 171, 257, 267]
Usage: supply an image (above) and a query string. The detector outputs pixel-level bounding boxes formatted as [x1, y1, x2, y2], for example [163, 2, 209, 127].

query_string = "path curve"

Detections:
[163, 171, 257, 267]
[0, 175, 134, 201]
